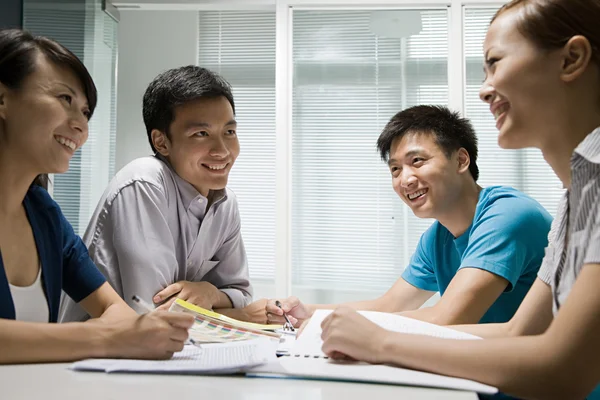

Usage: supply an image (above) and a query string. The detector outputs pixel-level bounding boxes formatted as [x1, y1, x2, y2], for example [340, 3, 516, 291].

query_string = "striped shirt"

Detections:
[538, 127, 600, 314]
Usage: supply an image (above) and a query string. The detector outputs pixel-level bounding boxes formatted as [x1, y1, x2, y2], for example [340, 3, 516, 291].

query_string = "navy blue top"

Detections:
[0, 185, 106, 322]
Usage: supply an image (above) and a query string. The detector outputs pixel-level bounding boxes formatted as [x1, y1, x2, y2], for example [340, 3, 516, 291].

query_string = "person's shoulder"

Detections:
[106, 156, 175, 199]
[477, 186, 553, 227]
[26, 184, 58, 211]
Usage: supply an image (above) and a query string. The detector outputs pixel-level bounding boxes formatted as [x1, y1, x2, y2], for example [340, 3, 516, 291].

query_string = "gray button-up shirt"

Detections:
[538, 127, 600, 315]
[59, 155, 252, 322]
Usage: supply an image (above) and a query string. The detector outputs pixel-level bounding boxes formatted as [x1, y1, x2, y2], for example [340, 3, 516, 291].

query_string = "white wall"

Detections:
[115, 10, 198, 171]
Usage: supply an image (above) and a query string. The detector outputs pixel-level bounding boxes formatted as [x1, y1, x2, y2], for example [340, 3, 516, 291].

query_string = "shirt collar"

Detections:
[154, 154, 228, 212]
[573, 126, 600, 165]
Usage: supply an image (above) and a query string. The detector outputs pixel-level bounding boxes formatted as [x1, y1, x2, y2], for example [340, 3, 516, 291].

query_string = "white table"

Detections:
[0, 363, 479, 400]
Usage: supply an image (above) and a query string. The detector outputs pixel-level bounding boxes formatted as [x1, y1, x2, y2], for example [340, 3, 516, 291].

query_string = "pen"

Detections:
[275, 300, 296, 332]
[132, 295, 155, 313]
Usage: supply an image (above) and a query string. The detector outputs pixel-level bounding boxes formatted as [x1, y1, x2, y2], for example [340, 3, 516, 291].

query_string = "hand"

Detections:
[153, 281, 219, 311]
[321, 307, 389, 364]
[240, 299, 270, 324]
[265, 296, 313, 327]
[97, 311, 195, 359]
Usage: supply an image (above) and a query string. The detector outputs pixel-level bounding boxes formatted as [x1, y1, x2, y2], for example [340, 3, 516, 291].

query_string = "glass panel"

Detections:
[291, 9, 448, 304]
[23, 0, 118, 235]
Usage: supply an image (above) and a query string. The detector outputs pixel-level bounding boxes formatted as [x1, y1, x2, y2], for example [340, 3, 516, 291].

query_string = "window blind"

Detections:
[197, 11, 276, 284]
[464, 8, 564, 216]
[291, 9, 448, 301]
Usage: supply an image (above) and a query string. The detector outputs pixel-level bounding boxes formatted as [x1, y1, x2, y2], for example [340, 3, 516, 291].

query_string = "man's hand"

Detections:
[265, 296, 313, 327]
[153, 281, 220, 311]
[321, 307, 389, 364]
[94, 311, 195, 359]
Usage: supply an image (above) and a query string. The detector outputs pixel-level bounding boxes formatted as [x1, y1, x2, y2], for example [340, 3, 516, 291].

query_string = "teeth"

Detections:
[493, 104, 509, 120]
[408, 189, 427, 200]
[55, 136, 76, 150]
[207, 164, 226, 170]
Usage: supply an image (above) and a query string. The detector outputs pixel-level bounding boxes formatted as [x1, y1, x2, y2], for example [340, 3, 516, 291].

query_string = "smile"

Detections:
[54, 135, 77, 151]
[407, 189, 428, 201]
[493, 103, 509, 121]
[202, 163, 228, 171]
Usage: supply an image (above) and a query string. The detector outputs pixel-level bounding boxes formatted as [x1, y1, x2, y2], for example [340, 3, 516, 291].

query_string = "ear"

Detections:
[151, 129, 170, 156]
[0, 82, 9, 120]
[456, 148, 471, 175]
[560, 35, 593, 83]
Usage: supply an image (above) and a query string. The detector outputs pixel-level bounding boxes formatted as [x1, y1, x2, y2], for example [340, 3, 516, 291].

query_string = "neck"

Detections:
[0, 148, 38, 217]
[540, 110, 600, 189]
[436, 179, 482, 238]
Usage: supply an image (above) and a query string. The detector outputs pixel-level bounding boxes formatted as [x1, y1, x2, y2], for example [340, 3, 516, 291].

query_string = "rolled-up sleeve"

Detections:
[107, 181, 179, 307]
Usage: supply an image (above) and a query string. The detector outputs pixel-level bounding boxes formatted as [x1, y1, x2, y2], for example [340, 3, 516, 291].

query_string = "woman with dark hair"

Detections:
[0, 28, 194, 363]
[319, 1, 600, 398]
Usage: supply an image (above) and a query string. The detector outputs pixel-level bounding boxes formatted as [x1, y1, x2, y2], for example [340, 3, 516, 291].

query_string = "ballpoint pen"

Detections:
[132, 295, 155, 313]
[275, 300, 296, 332]
[133, 295, 201, 346]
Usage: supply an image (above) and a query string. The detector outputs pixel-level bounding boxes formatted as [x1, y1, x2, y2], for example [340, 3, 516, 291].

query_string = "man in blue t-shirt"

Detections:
[266, 105, 553, 326]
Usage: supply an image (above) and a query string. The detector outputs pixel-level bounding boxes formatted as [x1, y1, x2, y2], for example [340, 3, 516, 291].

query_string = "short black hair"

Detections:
[376, 105, 479, 181]
[0, 28, 98, 188]
[142, 66, 235, 153]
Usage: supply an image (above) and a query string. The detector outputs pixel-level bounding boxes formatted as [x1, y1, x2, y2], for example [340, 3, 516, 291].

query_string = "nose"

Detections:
[399, 168, 418, 189]
[69, 111, 89, 142]
[209, 136, 230, 158]
[479, 80, 495, 104]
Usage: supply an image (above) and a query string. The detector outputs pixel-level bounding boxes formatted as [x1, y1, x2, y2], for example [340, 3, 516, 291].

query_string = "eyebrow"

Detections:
[185, 119, 237, 129]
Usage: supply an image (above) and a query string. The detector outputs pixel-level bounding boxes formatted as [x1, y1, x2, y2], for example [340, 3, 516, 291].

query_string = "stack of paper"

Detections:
[71, 338, 278, 374]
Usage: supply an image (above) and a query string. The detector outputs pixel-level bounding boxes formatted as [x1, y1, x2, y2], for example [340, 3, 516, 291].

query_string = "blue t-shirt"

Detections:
[0, 185, 106, 322]
[402, 186, 553, 324]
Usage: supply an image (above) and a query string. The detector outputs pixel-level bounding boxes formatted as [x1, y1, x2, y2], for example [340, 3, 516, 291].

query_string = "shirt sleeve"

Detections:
[537, 196, 565, 284]
[203, 200, 253, 308]
[60, 209, 106, 303]
[461, 197, 552, 291]
[104, 181, 178, 307]
[402, 226, 439, 292]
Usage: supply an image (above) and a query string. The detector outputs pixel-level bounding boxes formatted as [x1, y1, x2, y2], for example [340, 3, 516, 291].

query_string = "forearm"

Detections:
[398, 306, 483, 326]
[379, 332, 571, 400]
[451, 322, 511, 338]
[0, 319, 106, 364]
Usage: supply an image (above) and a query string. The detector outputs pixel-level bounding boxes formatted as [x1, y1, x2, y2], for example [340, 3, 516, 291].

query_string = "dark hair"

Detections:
[493, 0, 600, 66]
[142, 66, 235, 154]
[377, 105, 479, 181]
[0, 28, 98, 189]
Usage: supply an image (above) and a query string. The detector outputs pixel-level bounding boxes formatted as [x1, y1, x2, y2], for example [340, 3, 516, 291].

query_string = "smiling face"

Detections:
[479, 9, 566, 150]
[152, 96, 239, 197]
[388, 132, 470, 220]
[0, 53, 90, 175]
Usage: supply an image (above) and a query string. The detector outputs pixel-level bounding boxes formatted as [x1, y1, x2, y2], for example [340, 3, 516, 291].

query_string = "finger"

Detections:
[266, 300, 283, 315]
[169, 326, 191, 343]
[157, 296, 178, 312]
[282, 296, 300, 312]
[154, 282, 183, 303]
[154, 311, 195, 328]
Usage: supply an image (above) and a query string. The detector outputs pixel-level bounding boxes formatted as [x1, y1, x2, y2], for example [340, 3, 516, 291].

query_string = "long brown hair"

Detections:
[492, 0, 600, 66]
[0, 28, 97, 189]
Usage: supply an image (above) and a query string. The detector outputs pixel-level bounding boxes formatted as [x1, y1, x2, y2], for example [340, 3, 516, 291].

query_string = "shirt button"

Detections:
[187, 261, 192, 267]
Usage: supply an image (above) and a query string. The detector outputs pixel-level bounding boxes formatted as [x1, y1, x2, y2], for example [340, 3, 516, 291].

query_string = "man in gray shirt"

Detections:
[60, 66, 260, 322]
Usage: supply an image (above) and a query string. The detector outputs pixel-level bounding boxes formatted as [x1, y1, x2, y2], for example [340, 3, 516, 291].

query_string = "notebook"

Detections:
[71, 338, 278, 374]
[248, 309, 498, 395]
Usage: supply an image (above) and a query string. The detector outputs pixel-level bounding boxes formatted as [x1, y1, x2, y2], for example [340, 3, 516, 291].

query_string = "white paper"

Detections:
[293, 309, 481, 357]
[71, 338, 278, 374]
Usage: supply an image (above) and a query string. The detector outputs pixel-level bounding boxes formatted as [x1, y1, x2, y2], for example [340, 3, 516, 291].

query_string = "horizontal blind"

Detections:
[463, 8, 564, 216]
[24, 4, 86, 234]
[198, 11, 276, 283]
[292, 10, 447, 297]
